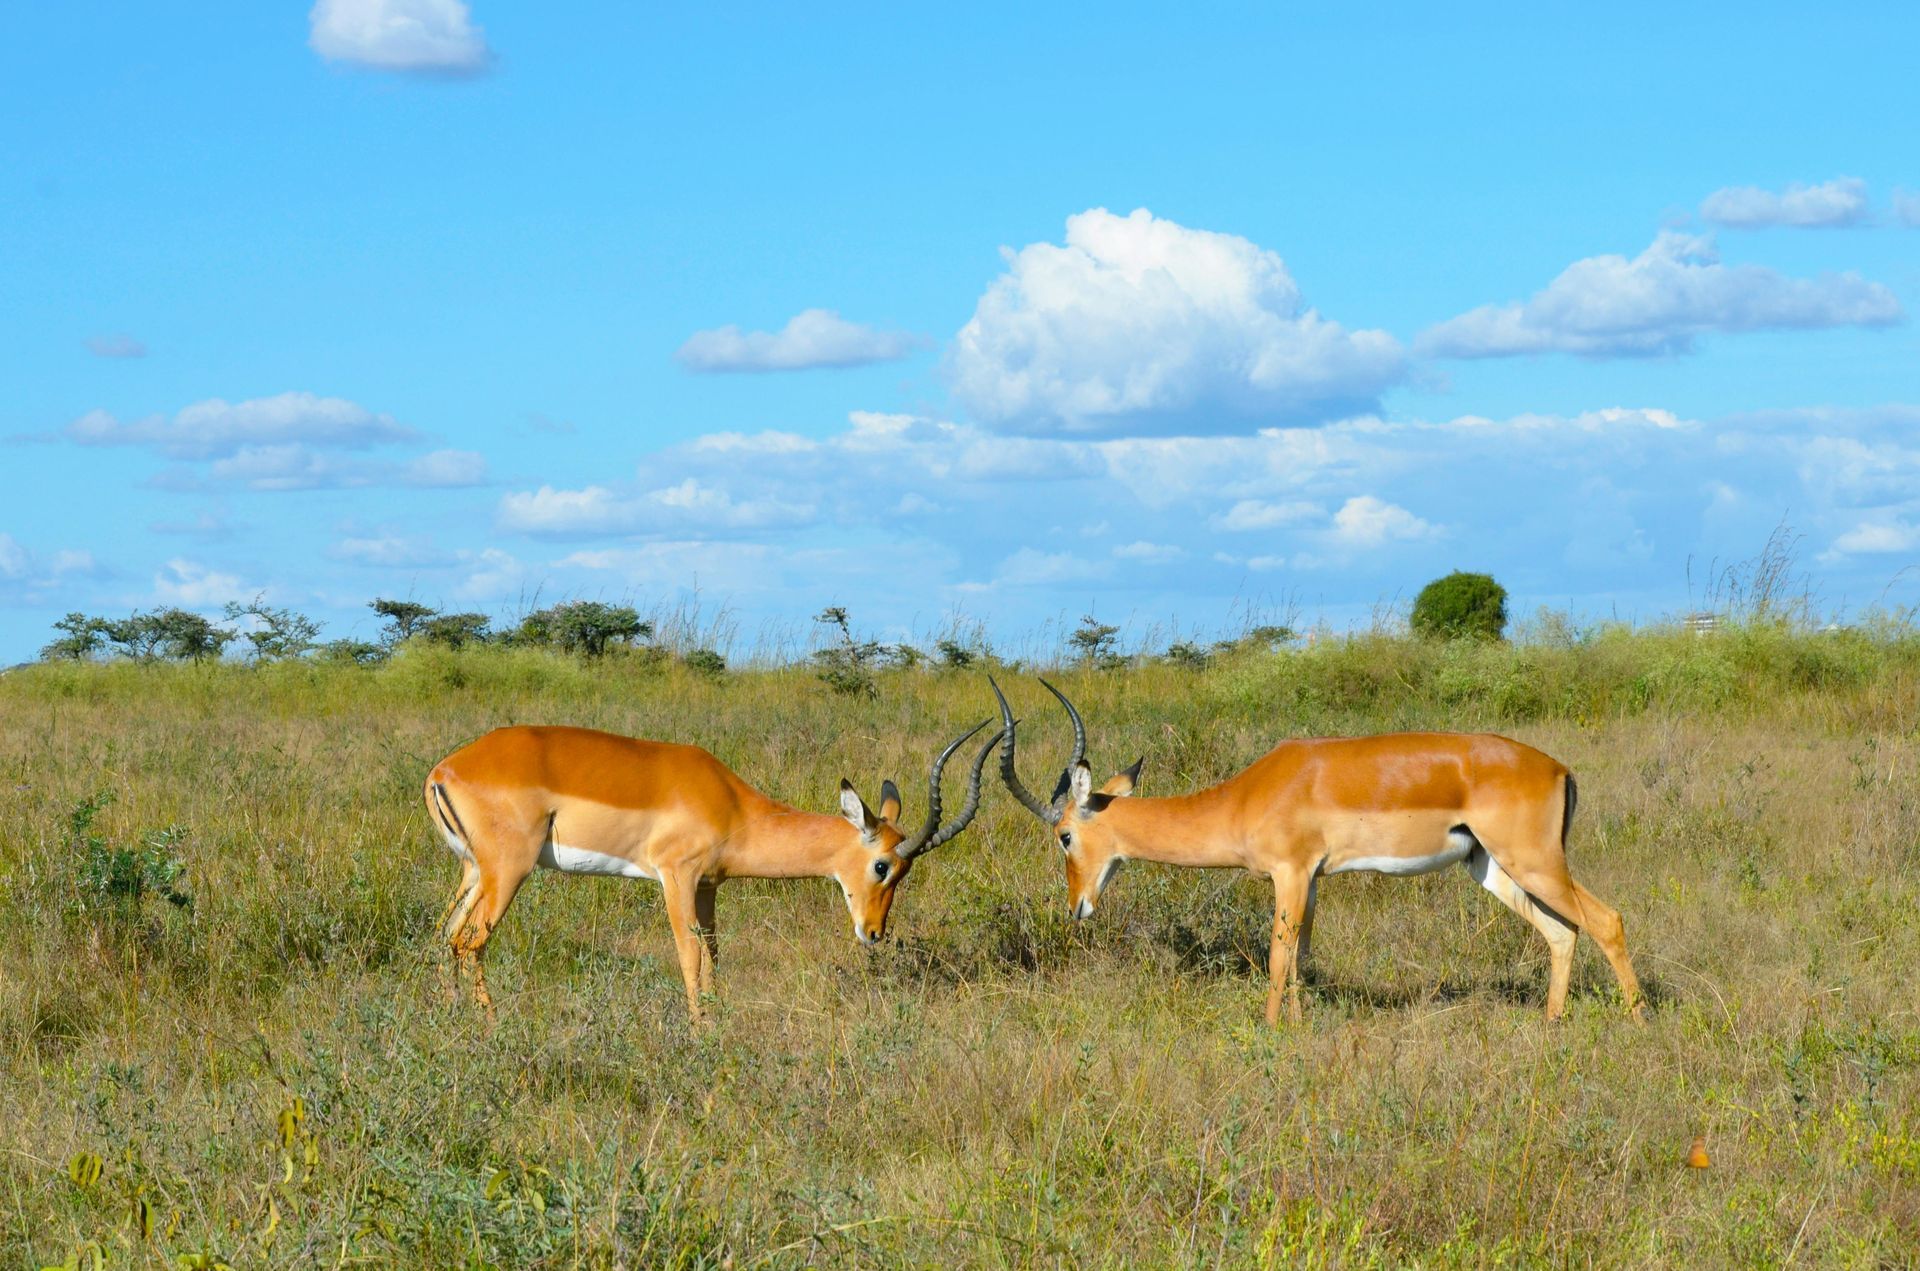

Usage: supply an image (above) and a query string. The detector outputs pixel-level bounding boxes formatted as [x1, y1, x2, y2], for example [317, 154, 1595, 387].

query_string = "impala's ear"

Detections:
[878, 779, 902, 824]
[1067, 761, 1094, 809]
[1099, 757, 1143, 798]
[839, 779, 881, 839]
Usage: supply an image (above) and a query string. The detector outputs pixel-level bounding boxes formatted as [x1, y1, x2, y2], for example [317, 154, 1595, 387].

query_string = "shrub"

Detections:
[1069, 614, 1124, 669]
[419, 612, 492, 649]
[67, 793, 192, 921]
[41, 612, 108, 661]
[1411, 571, 1508, 641]
[223, 595, 323, 661]
[1165, 640, 1212, 671]
[683, 648, 727, 677]
[514, 601, 651, 658]
[369, 598, 437, 644]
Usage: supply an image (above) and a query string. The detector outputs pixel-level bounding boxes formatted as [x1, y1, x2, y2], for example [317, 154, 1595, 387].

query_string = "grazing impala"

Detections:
[990, 678, 1642, 1025]
[425, 720, 1001, 1020]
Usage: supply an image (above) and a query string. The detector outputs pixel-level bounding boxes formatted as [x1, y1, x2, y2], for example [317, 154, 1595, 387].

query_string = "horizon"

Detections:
[5, 3, 1918, 662]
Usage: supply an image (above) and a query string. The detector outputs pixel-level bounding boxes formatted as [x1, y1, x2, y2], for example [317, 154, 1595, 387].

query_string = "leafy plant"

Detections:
[419, 612, 492, 649]
[1410, 571, 1509, 641]
[514, 601, 651, 657]
[1068, 614, 1124, 669]
[813, 606, 887, 697]
[368, 598, 437, 645]
[683, 648, 727, 677]
[223, 595, 323, 661]
[68, 793, 191, 919]
[41, 612, 110, 661]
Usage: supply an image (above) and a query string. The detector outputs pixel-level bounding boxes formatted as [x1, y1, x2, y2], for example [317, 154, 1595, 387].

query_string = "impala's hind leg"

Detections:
[1500, 859, 1644, 1023]
[1467, 847, 1577, 1020]
[449, 864, 533, 1019]
[438, 861, 481, 1000]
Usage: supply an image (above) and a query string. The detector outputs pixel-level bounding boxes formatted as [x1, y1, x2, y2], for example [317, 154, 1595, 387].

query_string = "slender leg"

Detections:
[1569, 881, 1644, 1022]
[1503, 859, 1645, 1023]
[1296, 874, 1319, 970]
[694, 880, 719, 996]
[1467, 849, 1578, 1020]
[1265, 866, 1313, 1026]
[661, 871, 708, 1022]
[449, 866, 531, 1022]
[438, 863, 481, 1001]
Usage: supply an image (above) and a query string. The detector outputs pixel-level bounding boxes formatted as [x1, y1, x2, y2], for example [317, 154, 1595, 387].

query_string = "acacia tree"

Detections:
[369, 598, 437, 645]
[224, 596, 322, 661]
[42, 613, 109, 660]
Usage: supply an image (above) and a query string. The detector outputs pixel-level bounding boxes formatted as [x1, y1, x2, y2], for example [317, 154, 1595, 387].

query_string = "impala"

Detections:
[990, 677, 1643, 1025]
[425, 720, 1001, 1020]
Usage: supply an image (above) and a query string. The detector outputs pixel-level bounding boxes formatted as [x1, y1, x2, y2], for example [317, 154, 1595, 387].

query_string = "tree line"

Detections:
[33, 572, 1511, 687]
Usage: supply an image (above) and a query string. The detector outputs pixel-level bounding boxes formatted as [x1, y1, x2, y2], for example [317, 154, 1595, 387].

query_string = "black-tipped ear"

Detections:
[878, 779, 903, 823]
[1099, 757, 1143, 798]
[1084, 791, 1117, 815]
[838, 780, 880, 835]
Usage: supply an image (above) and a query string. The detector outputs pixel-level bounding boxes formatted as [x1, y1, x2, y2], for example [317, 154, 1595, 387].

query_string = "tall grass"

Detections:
[2, 622, 1917, 1266]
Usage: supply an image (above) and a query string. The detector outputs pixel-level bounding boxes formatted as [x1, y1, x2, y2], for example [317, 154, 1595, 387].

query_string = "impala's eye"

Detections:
[1059, 831, 1073, 852]
[873, 859, 891, 882]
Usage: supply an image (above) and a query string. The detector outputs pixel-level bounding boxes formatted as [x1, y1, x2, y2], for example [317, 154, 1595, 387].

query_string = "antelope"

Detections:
[424, 720, 1001, 1020]
[989, 678, 1643, 1025]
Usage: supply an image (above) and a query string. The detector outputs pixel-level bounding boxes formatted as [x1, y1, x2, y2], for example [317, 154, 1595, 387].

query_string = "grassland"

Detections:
[2, 623, 1918, 1267]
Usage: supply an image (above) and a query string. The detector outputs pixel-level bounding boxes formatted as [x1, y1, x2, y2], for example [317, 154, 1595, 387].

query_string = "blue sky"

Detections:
[4, 2, 1917, 660]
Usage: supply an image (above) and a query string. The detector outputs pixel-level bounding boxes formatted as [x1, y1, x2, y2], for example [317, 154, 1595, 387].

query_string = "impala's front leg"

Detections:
[661, 871, 709, 1022]
[694, 880, 719, 996]
[1266, 865, 1312, 1026]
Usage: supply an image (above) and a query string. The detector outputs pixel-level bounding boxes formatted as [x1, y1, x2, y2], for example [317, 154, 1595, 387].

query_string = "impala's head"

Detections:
[831, 720, 1003, 945]
[990, 676, 1142, 920]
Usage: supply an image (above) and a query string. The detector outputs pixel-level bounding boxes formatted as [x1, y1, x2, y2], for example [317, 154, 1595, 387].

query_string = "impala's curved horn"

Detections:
[896, 720, 1000, 859]
[990, 675, 1059, 824]
[1036, 677, 1087, 770]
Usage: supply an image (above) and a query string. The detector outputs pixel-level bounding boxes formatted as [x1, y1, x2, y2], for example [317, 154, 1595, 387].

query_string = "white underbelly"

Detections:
[1324, 829, 1475, 877]
[537, 841, 657, 880]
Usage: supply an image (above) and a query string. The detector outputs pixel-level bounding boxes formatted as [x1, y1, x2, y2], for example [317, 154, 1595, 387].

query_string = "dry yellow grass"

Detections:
[1, 640, 1917, 1266]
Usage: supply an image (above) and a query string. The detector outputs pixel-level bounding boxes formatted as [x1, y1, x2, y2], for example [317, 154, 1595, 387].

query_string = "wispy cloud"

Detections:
[675, 309, 920, 373]
[1419, 231, 1901, 358]
[68, 392, 415, 460]
[198, 445, 486, 492]
[85, 333, 147, 359]
[1701, 177, 1869, 229]
[308, 0, 492, 75]
[947, 207, 1405, 435]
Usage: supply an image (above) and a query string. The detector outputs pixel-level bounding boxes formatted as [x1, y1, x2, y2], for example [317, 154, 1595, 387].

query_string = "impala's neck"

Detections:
[720, 791, 858, 880]
[1101, 786, 1246, 868]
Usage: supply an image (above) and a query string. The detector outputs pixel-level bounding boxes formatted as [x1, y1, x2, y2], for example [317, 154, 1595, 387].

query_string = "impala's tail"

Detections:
[429, 780, 476, 864]
[1561, 773, 1578, 852]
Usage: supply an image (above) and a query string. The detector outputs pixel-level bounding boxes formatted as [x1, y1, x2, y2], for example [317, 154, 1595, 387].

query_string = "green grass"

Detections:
[3, 626, 1918, 1266]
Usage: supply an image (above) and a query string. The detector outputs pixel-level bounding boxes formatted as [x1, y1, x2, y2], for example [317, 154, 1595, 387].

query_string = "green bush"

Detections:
[1411, 571, 1509, 641]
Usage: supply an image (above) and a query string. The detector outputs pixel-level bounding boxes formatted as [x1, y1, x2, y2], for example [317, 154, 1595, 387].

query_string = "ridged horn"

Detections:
[990, 675, 1060, 824]
[896, 720, 1000, 859]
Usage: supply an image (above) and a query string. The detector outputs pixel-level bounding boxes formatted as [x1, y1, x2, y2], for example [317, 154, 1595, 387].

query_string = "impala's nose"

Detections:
[860, 927, 882, 946]
[1072, 898, 1095, 921]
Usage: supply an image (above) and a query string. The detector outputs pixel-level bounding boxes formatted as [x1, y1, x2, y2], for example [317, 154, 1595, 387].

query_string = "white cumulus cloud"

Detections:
[308, 0, 492, 74]
[1419, 231, 1902, 358]
[1825, 519, 1920, 556]
[1701, 177, 1870, 228]
[154, 559, 248, 607]
[498, 478, 812, 536]
[1328, 495, 1437, 548]
[1112, 540, 1183, 563]
[675, 309, 919, 372]
[946, 207, 1405, 434]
